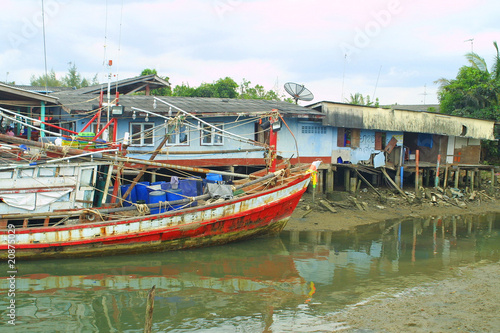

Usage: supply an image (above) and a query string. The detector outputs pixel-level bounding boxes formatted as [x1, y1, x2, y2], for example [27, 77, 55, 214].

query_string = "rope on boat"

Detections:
[135, 203, 150, 215]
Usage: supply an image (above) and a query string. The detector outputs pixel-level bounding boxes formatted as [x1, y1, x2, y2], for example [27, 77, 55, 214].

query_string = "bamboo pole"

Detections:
[102, 155, 251, 179]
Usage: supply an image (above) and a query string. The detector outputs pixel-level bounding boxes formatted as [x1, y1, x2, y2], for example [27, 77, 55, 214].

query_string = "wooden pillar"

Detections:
[475, 169, 480, 189]
[424, 169, 430, 187]
[326, 167, 334, 193]
[415, 150, 420, 195]
[344, 168, 350, 192]
[350, 175, 358, 193]
[454, 168, 460, 188]
[491, 169, 496, 192]
[395, 166, 401, 187]
[443, 166, 449, 189]
[318, 169, 324, 195]
[228, 166, 235, 183]
[470, 170, 475, 192]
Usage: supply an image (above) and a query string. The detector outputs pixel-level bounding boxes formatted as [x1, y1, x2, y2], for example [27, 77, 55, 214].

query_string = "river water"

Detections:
[1, 212, 499, 332]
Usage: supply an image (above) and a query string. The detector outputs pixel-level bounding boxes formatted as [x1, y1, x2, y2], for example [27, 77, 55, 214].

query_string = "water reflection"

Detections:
[0, 213, 498, 332]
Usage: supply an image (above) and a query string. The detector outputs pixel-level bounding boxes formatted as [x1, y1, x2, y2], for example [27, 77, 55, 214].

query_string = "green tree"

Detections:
[172, 83, 196, 97]
[62, 62, 94, 88]
[213, 77, 238, 98]
[345, 93, 379, 107]
[239, 79, 283, 101]
[436, 41, 500, 164]
[31, 64, 98, 88]
[30, 69, 62, 87]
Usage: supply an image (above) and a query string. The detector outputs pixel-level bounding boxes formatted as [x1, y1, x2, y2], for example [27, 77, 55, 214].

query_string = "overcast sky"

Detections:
[2, 0, 499, 106]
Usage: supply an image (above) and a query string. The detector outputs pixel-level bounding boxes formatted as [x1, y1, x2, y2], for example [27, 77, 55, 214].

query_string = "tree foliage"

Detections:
[148, 72, 289, 101]
[30, 63, 97, 88]
[436, 41, 500, 164]
[30, 69, 62, 87]
[437, 41, 500, 121]
[345, 93, 379, 107]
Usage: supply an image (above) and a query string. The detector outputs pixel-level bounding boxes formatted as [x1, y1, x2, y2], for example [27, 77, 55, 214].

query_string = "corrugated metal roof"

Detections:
[75, 74, 170, 95]
[52, 92, 324, 118]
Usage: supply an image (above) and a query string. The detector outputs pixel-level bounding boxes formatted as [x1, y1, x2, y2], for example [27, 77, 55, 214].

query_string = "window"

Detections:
[337, 128, 360, 148]
[166, 123, 189, 146]
[254, 122, 269, 144]
[130, 123, 154, 146]
[301, 125, 326, 134]
[201, 123, 223, 146]
[375, 132, 386, 150]
[92, 123, 115, 138]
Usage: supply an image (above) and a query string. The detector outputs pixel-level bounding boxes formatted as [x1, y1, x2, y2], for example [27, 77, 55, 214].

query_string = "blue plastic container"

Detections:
[206, 173, 223, 182]
[135, 181, 150, 204]
[149, 190, 166, 214]
[120, 184, 137, 206]
[166, 188, 183, 211]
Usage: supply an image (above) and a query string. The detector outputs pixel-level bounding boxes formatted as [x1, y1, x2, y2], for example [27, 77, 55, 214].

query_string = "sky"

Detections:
[1, 0, 500, 106]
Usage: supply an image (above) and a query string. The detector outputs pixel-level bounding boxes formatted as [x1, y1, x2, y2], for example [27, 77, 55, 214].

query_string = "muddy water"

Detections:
[0, 213, 498, 332]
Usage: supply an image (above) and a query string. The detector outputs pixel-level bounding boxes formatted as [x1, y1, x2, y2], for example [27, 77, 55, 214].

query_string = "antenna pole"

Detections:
[341, 54, 347, 102]
[372, 65, 382, 102]
[41, 0, 48, 95]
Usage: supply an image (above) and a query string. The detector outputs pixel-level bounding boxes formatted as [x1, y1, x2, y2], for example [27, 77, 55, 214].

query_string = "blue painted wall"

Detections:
[70, 113, 402, 165]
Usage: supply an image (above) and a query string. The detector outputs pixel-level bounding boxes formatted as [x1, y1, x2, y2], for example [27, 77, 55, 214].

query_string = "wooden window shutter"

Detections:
[337, 128, 345, 147]
[351, 129, 360, 148]
[375, 132, 383, 150]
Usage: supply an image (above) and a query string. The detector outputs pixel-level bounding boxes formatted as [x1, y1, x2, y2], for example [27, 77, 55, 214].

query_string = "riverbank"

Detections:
[286, 186, 500, 332]
[286, 186, 500, 232]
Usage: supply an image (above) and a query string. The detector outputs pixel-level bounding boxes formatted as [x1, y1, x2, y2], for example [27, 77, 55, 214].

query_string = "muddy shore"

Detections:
[285, 187, 500, 332]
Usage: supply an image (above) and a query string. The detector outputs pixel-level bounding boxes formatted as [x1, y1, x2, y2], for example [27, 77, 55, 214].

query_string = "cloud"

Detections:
[1, 0, 499, 106]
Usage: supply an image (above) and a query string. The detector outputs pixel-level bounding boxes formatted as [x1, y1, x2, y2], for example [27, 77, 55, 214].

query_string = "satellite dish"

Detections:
[284, 82, 314, 104]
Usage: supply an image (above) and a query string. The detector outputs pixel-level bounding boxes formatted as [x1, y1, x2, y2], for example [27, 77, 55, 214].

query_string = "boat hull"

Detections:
[0, 173, 310, 260]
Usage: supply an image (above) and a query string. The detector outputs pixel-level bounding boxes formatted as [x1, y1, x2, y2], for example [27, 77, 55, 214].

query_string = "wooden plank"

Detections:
[319, 199, 337, 213]
[354, 169, 383, 198]
[381, 167, 411, 202]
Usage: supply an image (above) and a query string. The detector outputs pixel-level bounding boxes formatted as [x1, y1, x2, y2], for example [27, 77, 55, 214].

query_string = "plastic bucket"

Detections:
[120, 184, 137, 207]
[149, 190, 167, 214]
[136, 182, 150, 204]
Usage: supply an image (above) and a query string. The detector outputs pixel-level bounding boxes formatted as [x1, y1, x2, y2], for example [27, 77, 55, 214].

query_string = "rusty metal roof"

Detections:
[52, 92, 324, 119]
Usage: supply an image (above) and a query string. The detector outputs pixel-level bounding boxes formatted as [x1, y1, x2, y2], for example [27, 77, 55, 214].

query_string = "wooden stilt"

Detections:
[470, 170, 475, 192]
[344, 168, 350, 192]
[443, 166, 449, 189]
[415, 150, 420, 195]
[454, 168, 460, 188]
[326, 167, 334, 193]
[144, 285, 156, 333]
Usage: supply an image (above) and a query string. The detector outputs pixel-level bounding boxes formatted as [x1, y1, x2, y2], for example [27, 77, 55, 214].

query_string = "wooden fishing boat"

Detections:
[0, 161, 318, 260]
